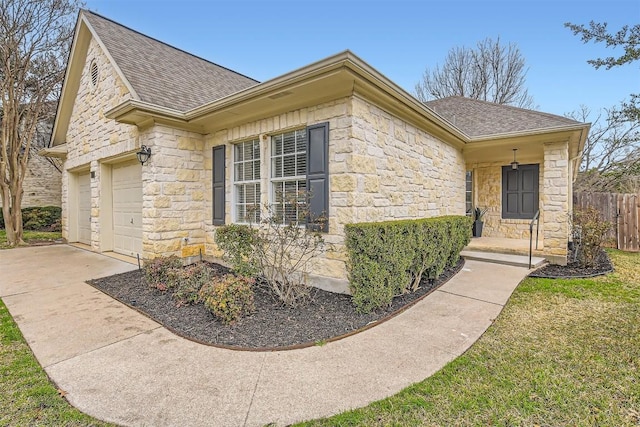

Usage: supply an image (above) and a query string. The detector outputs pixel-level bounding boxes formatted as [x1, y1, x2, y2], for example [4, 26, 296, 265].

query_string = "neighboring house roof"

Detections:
[425, 96, 581, 138]
[82, 10, 258, 112]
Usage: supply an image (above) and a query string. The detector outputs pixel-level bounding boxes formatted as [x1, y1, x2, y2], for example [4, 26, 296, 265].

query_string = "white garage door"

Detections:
[112, 161, 142, 257]
[77, 172, 91, 245]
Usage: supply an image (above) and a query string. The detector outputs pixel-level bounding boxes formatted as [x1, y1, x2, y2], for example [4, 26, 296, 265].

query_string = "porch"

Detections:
[462, 236, 546, 269]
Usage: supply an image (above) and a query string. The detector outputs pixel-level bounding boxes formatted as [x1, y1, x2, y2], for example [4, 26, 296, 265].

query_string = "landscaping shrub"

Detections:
[345, 215, 472, 313]
[200, 274, 255, 324]
[573, 207, 612, 268]
[215, 224, 260, 277]
[171, 262, 213, 306]
[143, 256, 183, 291]
[215, 200, 326, 307]
[0, 206, 61, 231]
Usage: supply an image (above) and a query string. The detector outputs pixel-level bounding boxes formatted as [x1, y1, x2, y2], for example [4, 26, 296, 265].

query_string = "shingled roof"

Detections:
[82, 10, 258, 112]
[424, 96, 581, 138]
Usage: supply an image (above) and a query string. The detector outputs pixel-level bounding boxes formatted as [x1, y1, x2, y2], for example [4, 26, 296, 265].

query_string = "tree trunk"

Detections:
[0, 177, 25, 247]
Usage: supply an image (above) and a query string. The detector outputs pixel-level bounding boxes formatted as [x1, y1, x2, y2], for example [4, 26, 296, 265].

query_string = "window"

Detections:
[234, 139, 261, 223]
[465, 170, 473, 215]
[271, 129, 307, 224]
[502, 164, 539, 219]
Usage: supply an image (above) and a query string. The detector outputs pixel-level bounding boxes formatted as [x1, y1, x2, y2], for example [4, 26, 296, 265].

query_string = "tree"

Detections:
[568, 103, 640, 192]
[0, 0, 79, 246]
[414, 37, 535, 108]
[565, 21, 640, 120]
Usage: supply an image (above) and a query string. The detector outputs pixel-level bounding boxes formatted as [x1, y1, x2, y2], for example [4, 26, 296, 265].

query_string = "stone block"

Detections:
[176, 169, 200, 182]
[164, 183, 186, 195]
[181, 244, 205, 258]
[349, 154, 377, 174]
[364, 175, 380, 192]
[154, 196, 171, 208]
[331, 174, 357, 192]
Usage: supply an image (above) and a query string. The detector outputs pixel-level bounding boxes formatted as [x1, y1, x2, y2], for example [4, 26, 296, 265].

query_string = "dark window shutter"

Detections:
[306, 122, 329, 232]
[502, 164, 539, 219]
[212, 146, 225, 225]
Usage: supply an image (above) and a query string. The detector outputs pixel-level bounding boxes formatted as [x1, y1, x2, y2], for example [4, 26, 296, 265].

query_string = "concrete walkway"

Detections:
[0, 245, 529, 427]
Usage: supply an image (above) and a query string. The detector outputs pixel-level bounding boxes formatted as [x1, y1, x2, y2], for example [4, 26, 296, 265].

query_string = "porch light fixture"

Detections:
[511, 148, 519, 170]
[136, 145, 151, 165]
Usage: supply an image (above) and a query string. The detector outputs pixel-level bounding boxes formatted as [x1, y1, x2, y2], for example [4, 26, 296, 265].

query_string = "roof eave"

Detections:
[104, 99, 195, 131]
[468, 123, 591, 142]
[39, 143, 68, 159]
[108, 51, 469, 149]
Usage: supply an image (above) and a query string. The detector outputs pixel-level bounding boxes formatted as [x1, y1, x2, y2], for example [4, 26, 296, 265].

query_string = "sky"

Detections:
[84, 0, 639, 119]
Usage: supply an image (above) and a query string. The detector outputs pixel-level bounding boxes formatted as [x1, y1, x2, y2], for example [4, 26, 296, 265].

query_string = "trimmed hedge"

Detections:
[0, 206, 61, 231]
[345, 215, 472, 313]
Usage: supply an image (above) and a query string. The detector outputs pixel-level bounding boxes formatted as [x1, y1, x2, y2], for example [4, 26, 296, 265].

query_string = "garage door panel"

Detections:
[112, 162, 142, 257]
[77, 173, 91, 245]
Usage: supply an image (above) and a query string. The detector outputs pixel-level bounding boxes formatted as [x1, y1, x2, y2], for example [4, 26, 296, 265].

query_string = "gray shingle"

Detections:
[424, 96, 582, 138]
[83, 10, 258, 112]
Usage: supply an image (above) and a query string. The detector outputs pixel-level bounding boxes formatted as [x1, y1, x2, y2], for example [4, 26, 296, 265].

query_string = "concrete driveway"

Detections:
[0, 245, 529, 426]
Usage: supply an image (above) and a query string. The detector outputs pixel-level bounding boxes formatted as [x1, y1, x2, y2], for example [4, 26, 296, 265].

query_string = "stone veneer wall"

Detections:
[142, 126, 206, 260]
[204, 95, 465, 292]
[542, 141, 570, 264]
[62, 37, 137, 248]
[474, 161, 546, 240]
[0, 153, 62, 208]
[472, 141, 570, 264]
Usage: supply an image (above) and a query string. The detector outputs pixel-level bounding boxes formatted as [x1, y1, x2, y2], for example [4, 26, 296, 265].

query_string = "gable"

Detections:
[65, 36, 138, 161]
[82, 11, 258, 112]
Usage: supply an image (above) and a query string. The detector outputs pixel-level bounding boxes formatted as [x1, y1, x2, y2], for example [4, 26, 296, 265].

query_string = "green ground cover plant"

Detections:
[0, 230, 62, 249]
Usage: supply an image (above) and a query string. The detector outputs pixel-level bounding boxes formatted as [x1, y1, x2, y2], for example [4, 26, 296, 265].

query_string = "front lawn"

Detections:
[299, 249, 640, 426]
[0, 230, 62, 249]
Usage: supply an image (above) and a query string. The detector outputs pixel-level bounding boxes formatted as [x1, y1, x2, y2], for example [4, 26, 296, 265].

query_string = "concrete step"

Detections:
[460, 250, 546, 269]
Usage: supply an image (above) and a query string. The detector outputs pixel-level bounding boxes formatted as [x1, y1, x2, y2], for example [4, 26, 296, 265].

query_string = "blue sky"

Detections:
[84, 0, 638, 119]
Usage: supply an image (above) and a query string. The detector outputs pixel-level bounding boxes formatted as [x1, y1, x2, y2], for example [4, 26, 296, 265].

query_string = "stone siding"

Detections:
[62, 37, 138, 246]
[4, 153, 62, 208]
[542, 141, 570, 264]
[473, 161, 545, 240]
[141, 125, 206, 260]
[204, 95, 465, 292]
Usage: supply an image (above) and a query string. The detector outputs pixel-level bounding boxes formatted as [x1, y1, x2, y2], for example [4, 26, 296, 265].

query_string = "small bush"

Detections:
[200, 274, 255, 324]
[215, 200, 327, 307]
[345, 215, 472, 313]
[573, 207, 612, 268]
[215, 224, 260, 277]
[22, 206, 62, 231]
[0, 206, 61, 231]
[143, 256, 183, 291]
[171, 262, 213, 306]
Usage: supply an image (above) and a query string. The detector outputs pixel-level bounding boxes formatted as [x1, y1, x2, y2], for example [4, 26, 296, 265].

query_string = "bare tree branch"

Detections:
[0, 0, 79, 246]
[568, 103, 640, 192]
[414, 37, 535, 109]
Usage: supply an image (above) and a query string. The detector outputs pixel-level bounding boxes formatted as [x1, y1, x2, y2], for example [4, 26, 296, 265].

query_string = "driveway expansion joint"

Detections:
[43, 325, 163, 369]
[243, 353, 268, 427]
[435, 289, 505, 307]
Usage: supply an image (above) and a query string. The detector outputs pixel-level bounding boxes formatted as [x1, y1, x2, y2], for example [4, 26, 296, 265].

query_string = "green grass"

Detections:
[298, 249, 640, 426]
[0, 299, 113, 426]
[0, 230, 62, 249]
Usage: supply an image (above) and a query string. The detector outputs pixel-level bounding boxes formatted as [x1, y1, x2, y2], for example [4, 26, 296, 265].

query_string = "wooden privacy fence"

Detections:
[573, 192, 640, 252]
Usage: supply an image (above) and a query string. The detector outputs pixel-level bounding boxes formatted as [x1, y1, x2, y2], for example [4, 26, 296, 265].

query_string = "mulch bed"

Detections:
[529, 248, 613, 279]
[87, 259, 464, 350]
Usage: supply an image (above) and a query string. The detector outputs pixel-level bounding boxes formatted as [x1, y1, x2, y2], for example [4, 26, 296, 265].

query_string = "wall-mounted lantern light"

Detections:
[136, 145, 151, 165]
[511, 148, 519, 170]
